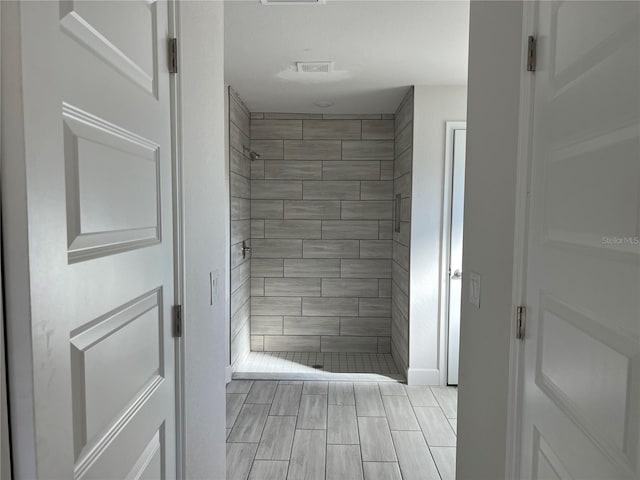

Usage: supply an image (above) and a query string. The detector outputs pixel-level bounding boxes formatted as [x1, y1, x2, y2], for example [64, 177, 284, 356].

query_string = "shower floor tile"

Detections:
[233, 351, 405, 382]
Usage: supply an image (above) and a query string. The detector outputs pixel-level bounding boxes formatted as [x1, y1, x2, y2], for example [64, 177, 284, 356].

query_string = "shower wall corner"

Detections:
[228, 87, 252, 370]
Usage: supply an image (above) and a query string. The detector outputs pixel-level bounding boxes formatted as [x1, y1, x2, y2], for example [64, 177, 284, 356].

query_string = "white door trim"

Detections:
[168, 1, 186, 478]
[439, 121, 466, 386]
[504, 1, 537, 478]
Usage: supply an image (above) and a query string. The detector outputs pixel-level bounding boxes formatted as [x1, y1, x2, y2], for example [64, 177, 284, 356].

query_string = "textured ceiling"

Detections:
[224, 0, 470, 113]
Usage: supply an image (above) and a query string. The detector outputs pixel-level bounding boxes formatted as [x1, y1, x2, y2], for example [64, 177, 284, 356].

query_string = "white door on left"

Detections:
[3, 1, 177, 478]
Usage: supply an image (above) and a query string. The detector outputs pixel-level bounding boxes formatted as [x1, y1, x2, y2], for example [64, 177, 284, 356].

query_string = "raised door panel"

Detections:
[77, 417, 166, 480]
[64, 104, 161, 262]
[60, 0, 158, 95]
[532, 429, 571, 480]
[535, 296, 638, 467]
[70, 290, 165, 462]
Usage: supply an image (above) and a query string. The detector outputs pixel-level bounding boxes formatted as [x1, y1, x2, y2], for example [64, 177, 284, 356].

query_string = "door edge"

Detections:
[167, 1, 186, 479]
[504, 1, 538, 478]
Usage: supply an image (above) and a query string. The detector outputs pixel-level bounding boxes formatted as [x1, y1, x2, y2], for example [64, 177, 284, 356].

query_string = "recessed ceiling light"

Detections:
[260, 0, 326, 4]
[314, 101, 334, 108]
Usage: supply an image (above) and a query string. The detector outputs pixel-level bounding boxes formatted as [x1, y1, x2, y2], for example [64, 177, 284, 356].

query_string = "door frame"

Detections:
[439, 121, 466, 386]
[504, 1, 538, 478]
[168, 1, 186, 478]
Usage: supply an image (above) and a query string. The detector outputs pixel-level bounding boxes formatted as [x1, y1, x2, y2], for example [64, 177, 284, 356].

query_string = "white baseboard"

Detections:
[225, 365, 232, 384]
[407, 368, 441, 386]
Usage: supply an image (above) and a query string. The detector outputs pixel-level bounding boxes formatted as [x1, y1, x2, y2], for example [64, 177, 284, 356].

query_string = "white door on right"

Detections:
[519, 2, 639, 479]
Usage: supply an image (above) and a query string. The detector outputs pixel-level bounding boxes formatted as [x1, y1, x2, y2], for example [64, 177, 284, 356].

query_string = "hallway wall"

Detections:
[391, 88, 414, 376]
[229, 88, 252, 368]
[249, 113, 395, 353]
[179, 2, 228, 476]
[457, 1, 524, 478]
[410, 85, 467, 385]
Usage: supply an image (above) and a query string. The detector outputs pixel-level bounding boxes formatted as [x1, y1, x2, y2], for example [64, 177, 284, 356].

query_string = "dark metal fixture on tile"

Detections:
[395, 194, 402, 233]
[242, 240, 252, 259]
[242, 145, 260, 161]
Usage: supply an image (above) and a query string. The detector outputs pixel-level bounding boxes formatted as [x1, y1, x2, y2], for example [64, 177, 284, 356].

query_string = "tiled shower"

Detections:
[229, 87, 413, 379]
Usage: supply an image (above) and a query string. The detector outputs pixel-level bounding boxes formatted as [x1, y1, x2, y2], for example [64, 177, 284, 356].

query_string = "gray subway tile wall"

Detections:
[302, 240, 360, 259]
[284, 259, 341, 278]
[284, 140, 343, 160]
[249, 113, 396, 353]
[229, 88, 252, 369]
[302, 181, 362, 200]
[283, 201, 341, 220]
[284, 316, 341, 336]
[321, 221, 380, 240]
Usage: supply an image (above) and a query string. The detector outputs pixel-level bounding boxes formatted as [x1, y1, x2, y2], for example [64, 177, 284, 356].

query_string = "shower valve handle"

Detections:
[242, 241, 252, 259]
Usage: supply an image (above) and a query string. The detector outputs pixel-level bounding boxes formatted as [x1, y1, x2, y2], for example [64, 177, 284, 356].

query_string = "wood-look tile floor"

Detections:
[226, 380, 457, 480]
[234, 352, 405, 382]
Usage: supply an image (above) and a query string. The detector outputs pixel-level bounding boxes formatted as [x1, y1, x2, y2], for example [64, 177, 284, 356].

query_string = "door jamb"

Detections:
[439, 121, 466, 386]
[167, 1, 186, 478]
[504, 1, 537, 478]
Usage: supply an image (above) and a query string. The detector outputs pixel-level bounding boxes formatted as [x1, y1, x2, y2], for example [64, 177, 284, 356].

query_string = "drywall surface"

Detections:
[457, 1, 523, 479]
[409, 85, 467, 385]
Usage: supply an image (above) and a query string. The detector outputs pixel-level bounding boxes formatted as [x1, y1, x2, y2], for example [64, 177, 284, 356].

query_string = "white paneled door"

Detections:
[9, 1, 176, 478]
[519, 1, 639, 479]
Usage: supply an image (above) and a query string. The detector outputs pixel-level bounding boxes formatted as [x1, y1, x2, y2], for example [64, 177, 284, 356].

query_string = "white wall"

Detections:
[456, 1, 524, 479]
[409, 86, 467, 385]
[179, 2, 228, 478]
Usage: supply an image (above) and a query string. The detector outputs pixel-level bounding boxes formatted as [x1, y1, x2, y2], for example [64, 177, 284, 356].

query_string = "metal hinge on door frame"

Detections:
[516, 306, 526, 340]
[173, 305, 183, 338]
[168, 37, 178, 74]
[527, 35, 537, 72]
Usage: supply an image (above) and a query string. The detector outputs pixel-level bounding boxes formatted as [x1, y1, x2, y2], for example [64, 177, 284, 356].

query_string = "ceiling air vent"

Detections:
[261, 0, 326, 4]
[296, 61, 334, 73]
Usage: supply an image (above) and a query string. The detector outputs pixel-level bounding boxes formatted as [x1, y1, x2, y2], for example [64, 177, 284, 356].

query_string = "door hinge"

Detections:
[516, 306, 526, 340]
[527, 35, 537, 72]
[168, 37, 178, 74]
[173, 305, 183, 338]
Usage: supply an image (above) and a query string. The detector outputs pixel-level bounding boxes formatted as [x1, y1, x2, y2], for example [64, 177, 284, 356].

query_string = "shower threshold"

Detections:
[233, 351, 405, 382]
